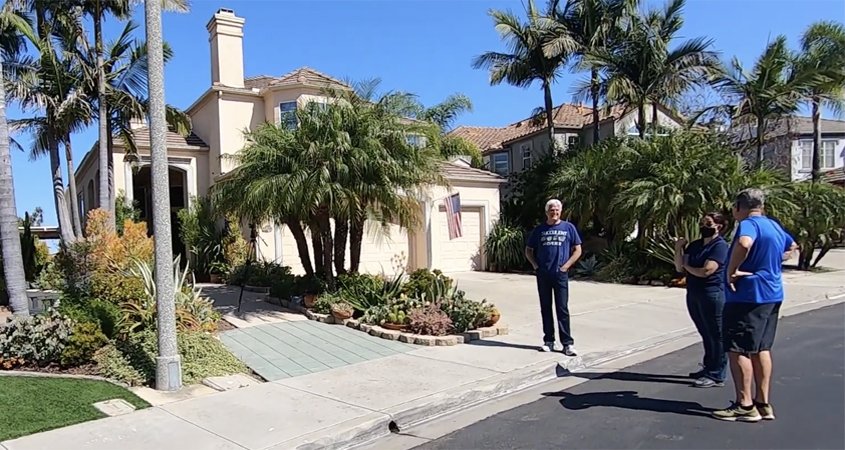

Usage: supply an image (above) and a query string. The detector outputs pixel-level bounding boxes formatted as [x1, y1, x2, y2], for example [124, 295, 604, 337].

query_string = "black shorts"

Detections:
[723, 302, 782, 354]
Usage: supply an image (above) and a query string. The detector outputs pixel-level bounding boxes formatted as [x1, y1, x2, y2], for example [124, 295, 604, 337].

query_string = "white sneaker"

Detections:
[540, 342, 556, 352]
[563, 345, 578, 357]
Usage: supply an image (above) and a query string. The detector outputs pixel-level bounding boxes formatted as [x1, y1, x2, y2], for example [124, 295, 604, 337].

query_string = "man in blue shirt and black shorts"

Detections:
[713, 188, 798, 422]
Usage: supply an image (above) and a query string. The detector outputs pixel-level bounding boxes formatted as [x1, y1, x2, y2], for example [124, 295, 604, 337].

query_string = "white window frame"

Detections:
[567, 135, 580, 150]
[491, 153, 509, 176]
[521, 144, 532, 168]
[800, 140, 813, 170]
[279, 101, 297, 129]
[801, 140, 838, 170]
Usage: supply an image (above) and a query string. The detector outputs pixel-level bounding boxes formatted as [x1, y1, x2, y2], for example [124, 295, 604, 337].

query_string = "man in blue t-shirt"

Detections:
[525, 199, 583, 356]
[713, 188, 798, 423]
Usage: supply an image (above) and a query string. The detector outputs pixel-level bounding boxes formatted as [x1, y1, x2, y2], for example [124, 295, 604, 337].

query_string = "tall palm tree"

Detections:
[795, 21, 845, 182]
[473, 0, 573, 150]
[0, 6, 34, 315]
[585, 0, 718, 138]
[544, 0, 636, 143]
[713, 36, 815, 167]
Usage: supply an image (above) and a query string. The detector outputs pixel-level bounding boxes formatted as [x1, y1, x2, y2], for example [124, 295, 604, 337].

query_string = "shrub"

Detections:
[269, 272, 298, 300]
[313, 292, 343, 315]
[0, 310, 74, 367]
[402, 269, 453, 301]
[337, 273, 393, 312]
[59, 298, 121, 339]
[178, 196, 226, 279]
[439, 298, 494, 333]
[408, 304, 452, 336]
[228, 262, 292, 287]
[330, 302, 354, 317]
[361, 305, 390, 325]
[485, 222, 528, 272]
[93, 344, 145, 386]
[60, 322, 108, 367]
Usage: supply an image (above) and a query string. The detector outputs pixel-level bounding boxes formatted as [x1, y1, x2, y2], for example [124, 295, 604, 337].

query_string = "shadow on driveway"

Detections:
[542, 390, 713, 418]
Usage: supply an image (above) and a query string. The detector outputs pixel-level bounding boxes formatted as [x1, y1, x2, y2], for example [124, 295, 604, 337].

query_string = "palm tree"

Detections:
[713, 36, 816, 167]
[544, 0, 636, 143]
[584, 0, 718, 138]
[473, 0, 572, 150]
[795, 21, 845, 182]
[0, 6, 34, 315]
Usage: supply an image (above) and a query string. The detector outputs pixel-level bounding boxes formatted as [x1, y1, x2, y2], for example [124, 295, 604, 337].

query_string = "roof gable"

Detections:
[244, 67, 350, 91]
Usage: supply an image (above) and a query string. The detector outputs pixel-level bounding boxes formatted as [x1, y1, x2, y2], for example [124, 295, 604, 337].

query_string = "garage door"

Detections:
[433, 206, 484, 272]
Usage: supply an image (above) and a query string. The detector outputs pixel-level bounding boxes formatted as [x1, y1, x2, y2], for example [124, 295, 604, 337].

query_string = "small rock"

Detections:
[435, 336, 457, 346]
[637, 280, 650, 286]
[304, 310, 316, 320]
[379, 329, 401, 340]
[346, 319, 360, 328]
[461, 332, 475, 342]
[467, 330, 483, 341]
[415, 336, 436, 346]
[455, 335, 465, 344]
[360, 324, 373, 333]
[398, 333, 416, 344]
[650, 280, 664, 286]
[480, 327, 497, 338]
[92, 399, 136, 417]
[369, 327, 381, 337]
[496, 325, 510, 336]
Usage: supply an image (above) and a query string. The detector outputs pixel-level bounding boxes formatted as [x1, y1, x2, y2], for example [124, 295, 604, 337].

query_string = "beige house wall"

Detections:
[217, 93, 265, 175]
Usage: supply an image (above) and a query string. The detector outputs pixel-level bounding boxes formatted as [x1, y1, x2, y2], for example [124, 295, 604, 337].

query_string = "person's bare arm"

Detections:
[684, 259, 719, 278]
[561, 245, 582, 271]
[525, 247, 539, 270]
[673, 238, 687, 273]
[727, 236, 754, 291]
[782, 241, 799, 261]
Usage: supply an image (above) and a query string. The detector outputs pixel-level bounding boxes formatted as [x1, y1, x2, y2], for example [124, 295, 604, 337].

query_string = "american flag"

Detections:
[444, 193, 463, 240]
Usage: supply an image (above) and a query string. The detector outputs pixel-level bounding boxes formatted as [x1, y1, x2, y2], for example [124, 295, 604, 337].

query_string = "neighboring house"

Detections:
[75, 8, 505, 274]
[732, 116, 845, 183]
[449, 103, 687, 177]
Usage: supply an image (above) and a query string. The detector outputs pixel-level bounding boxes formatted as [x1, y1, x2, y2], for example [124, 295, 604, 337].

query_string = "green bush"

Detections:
[402, 269, 453, 300]
[228, 262, 292, 287]
[313, 292, 343, 315]
[484, 222, 528, 272]
[59, 298, 121, 339]
[336, 273, 393, 312]
[0, 310, 74, 367]
[269, 272, 298, 299]
[361, 305, 390, 325]
[93, 344, 146, 386]
[439, 298, 494, 333]
[408, 305, 452, 336]
[60, 322, 108, 367]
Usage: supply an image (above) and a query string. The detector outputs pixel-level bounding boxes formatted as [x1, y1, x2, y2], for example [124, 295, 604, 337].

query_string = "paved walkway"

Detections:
[3, 250, 844, 450]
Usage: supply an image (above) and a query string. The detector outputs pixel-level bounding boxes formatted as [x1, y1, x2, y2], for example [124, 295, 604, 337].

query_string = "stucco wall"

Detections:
[189, 95, 221, 180]
[217, 93, 265, 175]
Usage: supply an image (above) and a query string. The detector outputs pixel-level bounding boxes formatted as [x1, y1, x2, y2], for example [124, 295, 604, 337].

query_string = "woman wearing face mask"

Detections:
[674, 212, 730, 388]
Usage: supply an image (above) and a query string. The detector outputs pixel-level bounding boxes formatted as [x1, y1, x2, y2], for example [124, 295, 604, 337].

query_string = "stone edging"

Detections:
[273, 297, 508, 346]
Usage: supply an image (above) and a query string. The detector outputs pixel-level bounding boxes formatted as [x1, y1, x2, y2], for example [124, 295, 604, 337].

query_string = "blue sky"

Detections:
[7, 0, 843, 224]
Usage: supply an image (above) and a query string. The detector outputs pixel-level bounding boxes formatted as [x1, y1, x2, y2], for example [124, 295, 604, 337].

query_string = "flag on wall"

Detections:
[444, 193, 463, 240]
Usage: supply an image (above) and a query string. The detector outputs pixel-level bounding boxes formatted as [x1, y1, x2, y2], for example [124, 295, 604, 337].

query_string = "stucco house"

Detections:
[75, 8, 505, 274]
[732, 116, 845, 185]
[449, 103, 687, 177]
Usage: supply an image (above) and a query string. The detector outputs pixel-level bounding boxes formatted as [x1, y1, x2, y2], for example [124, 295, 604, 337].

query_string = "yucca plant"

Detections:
[485, 222, 528, 272]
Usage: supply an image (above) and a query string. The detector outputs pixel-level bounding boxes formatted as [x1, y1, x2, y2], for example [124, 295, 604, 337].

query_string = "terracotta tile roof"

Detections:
[821, 167, 845, 185]
[449, 103, 631, 155]
[440, 161, 506, 184]
[244, 67, 350, 91]
[120, 127, 209, 149]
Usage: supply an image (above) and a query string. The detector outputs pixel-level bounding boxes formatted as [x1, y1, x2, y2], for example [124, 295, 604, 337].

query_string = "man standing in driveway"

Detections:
[525, 199, 583, 356]
[713, 188, 799, 422]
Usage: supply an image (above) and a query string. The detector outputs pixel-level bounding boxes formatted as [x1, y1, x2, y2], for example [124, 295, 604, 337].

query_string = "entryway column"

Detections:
[123, 161, 134, 206]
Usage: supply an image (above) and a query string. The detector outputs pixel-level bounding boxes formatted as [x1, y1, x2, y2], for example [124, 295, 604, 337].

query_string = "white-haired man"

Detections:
[525, 199, 583, 355]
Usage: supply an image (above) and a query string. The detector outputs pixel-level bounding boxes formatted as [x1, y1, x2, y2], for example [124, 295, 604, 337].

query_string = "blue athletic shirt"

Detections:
[684, 236, 729, 294]
[527, 221, 583, 276]
[725, 215, 795, 304]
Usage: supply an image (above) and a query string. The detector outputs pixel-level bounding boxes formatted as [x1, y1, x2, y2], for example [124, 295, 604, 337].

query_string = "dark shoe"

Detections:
[755, 401, 775, 420]
[688, 364, 705, 378]
[693, 376, 724, 388]
[712, 402, 762, 422]
[562, 345, 578, 357]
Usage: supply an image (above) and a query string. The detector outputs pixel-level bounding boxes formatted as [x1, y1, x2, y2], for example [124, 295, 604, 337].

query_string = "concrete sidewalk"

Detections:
[3, 251, 844, 450]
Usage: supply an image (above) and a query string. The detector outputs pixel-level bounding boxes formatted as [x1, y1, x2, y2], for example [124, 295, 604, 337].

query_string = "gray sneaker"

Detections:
[563, 345, 578, 357]
[693, 376, 724, 388]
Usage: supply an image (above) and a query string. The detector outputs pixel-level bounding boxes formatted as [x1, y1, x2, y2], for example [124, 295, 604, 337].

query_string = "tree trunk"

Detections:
[811, 96, 821, 183]
[590, 69, 600, 145]
[50, 141, 76, 243]
[309, 218, 325, 276]
[64, 135, 83, 236]
[284, 218, 314, 276]
[315, 208, 335, 289]
[349, 212, 365, 273]
[0, 60, 30, 315]
[637, 104, 646, 138]
[756, 116, 765, 169]
[543, 80, 556, 154]
[95, 13, 113, 228]
[145, 0, 182, 391]
[651, 102, 659, 134]
[333, 214, 348, 275]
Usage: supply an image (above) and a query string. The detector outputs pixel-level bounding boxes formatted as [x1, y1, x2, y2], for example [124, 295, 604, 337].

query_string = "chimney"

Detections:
[207, 8, 245, 88]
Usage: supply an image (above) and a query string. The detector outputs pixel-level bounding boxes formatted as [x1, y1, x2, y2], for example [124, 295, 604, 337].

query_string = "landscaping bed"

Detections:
[0, 375, 149, 441]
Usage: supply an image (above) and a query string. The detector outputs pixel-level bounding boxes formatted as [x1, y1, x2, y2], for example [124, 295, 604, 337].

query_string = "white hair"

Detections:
[545, 199, 562, 212]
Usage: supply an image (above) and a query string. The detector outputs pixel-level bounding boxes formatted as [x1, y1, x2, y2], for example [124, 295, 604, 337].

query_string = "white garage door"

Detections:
[433, 206, 484, 272]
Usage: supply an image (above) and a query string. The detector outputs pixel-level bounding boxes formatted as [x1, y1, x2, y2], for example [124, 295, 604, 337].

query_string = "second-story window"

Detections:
[521, 144, 532, 168]
[568, 135, 580, 150]
[491, 153, 509, 176]
[406, 134, 423, 148]
[280, 101, 297, 130]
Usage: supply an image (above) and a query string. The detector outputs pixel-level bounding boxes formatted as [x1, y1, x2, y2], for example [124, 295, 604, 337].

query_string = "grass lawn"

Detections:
[0, 376, 150, 441]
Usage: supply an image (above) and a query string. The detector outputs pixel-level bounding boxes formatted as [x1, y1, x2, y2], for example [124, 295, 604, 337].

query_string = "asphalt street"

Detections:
[414, 303, 845, 450]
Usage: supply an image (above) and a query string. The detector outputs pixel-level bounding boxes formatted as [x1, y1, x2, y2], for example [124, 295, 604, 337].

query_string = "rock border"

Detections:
[272, 296, 508, 346]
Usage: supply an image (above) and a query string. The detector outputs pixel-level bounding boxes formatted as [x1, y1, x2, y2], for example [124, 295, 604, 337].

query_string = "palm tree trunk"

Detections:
[95, 12, 112, 227]
[756, 116, 765, 169]
[309, 217, 325, 276]
[283, 217, 314, 276]
[349, 213, 365, 274]
[64, 135, 83, 236]
[49, 141, 75, 243]
[811, 96, 821, 183]
[333, 214, 348, 275]
[543, 80, 556, 153]
[590, 69, 600, 144]
[0, 61, 30, 315]
[315, 207, 335, 289]
[651, 102, 659, 133]
[637, 104, 646, 138]
[145, 0, 181, 391]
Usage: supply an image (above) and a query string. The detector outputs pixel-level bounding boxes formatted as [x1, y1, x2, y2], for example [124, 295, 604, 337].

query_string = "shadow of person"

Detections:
[544, 390, 713, 418]
[567, 371, 696, 385]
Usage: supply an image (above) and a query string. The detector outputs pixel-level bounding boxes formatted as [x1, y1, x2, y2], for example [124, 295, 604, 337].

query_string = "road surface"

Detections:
[415, 304, 845, 450]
